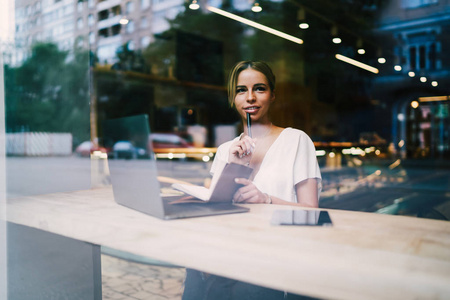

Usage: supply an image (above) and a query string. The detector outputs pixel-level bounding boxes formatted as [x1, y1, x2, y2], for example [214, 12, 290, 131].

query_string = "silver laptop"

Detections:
[103, 114, 249, 220]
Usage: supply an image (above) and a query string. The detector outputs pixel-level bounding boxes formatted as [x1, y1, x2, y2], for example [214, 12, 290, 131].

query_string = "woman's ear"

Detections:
[270, 90, 276, 102]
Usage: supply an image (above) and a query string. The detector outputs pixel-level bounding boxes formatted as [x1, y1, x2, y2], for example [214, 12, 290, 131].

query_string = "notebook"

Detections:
[172, 162, 253, 202]
[103, 114, 250, 220]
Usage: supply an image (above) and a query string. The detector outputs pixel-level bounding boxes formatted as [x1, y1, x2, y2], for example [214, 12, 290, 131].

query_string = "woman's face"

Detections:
[234, 68, 274, 123]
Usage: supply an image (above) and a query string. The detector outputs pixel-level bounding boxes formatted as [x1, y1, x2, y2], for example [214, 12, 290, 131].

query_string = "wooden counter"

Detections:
[6, 187, 450, 300]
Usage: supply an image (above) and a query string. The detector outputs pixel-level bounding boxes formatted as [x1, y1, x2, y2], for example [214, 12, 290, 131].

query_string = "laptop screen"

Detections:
[103, 114, 165, 218]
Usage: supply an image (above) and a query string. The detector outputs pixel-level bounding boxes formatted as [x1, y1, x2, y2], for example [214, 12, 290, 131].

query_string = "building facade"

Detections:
[12, 0, 187, 65]
[375, 0, 450, 158]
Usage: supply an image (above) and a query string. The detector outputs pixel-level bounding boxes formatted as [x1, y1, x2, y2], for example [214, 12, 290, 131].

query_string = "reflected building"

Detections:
[375, 0, 450, 159]
[12, 0, 187, 65]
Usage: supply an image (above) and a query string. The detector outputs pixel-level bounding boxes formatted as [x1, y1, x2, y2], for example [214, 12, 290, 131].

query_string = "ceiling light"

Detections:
[119, 17, 129, 25]
[189, 0, 199, 10]
[207, 6, 303, 44]
[335, 54, 379, 74]
[432, 81, 438, 87]
[332, 37, 341, 44]
[356, 38, 365, 55]
[408, 71, 415, 77]
[420, 76, 427, 82]
[378, 57, 386, 64]
[394, 65, 402, 71]
[299, 23, 309, 29]
[251, 2, 262, 12]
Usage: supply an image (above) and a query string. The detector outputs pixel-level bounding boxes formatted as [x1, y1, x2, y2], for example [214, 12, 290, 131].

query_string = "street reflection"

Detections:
[4, 0, 450, 222]
[7, 153, 449, 220]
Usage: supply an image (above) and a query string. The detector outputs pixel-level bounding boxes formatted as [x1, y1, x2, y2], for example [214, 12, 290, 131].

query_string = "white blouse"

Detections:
[210, 128, 322, 203]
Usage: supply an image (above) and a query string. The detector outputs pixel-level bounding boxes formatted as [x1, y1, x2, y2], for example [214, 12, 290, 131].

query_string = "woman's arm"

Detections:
[233, 178, 319, 208]
[294, 178, 319, 208]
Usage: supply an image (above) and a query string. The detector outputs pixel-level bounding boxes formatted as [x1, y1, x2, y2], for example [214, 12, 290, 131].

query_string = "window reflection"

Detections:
[3, 0, 450, 218]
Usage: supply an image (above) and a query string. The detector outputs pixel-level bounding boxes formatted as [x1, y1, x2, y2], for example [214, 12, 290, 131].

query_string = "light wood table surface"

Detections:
[6, 187, 450, 300]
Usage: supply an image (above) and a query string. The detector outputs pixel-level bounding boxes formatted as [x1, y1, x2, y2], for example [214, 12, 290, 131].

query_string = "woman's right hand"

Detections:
[229, 136, 256, 165]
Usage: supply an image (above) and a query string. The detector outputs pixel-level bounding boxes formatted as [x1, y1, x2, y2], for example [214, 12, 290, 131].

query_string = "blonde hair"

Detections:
[227, 61, 275, 107]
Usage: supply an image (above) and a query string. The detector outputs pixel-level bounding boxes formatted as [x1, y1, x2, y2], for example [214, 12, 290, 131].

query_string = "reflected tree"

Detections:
[5, 42, 90, 145]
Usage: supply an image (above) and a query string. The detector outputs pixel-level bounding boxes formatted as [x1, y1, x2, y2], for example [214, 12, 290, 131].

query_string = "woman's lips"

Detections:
[244, 106, 260, 113]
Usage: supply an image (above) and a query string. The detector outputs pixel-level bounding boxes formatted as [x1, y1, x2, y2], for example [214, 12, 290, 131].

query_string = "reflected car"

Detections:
[150, 133, 193, 149]
[112, 141, 148, 159]
[75, 141, 108, 157]
[149, 133, 216, 161]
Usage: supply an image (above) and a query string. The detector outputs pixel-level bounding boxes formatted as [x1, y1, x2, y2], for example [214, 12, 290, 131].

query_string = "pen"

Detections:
[246, 112, 252, 138]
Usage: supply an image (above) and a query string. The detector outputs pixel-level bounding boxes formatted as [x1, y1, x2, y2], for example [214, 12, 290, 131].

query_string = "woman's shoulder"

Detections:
[280, 127, 310, 139]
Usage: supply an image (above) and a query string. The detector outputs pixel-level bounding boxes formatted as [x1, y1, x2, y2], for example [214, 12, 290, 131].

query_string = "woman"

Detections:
[182, 61, 321, 300]
[212, 60, 321, 207]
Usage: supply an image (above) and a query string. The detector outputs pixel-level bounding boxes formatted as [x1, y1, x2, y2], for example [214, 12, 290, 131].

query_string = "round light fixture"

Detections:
[251, 2, 262, 12]
[299, 23, 309, 29]
[189, 0, 199, 10]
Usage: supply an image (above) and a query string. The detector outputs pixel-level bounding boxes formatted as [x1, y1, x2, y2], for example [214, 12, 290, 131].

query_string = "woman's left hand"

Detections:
[233, 178, 267, 204]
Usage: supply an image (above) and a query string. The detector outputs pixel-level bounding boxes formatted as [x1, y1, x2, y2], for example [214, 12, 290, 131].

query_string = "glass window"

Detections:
[98, 10, 108, 21]
[64, 20, 74, 33]
[89, 32, 95, 44]
[88, 14, 94, 26]
[141, 0, 150, 9]
[140, 16, 148, 28]
[141, 36, 150, 47]
[111, 24, 121, 35]
[4, 4, 450, 299]
[126, 1, 134, 14]
[65, 4, 73, 15]
[429, 43, 436, 70]
[112, 5, 122, 16]
[77, 1, 83, 12]
[98, 28, 108, 38]
[419, 45, 426, 69]
[76, 36, 84, 48]
[409, 46, 417, 70]
[126, 20, 134, 33]
[77, 17, 84, 30]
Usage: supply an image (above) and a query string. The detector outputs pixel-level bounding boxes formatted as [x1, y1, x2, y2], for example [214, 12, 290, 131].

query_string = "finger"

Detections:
[240, 137, 256, 154]
[238, 141, 251, 156]
[231, 145, 245, 158]
[240, 192, 261, 204]
[233, 190, 244, 203]
[235, 178, 252, 186]
[245, 195, 261, 203]
[241, 136, 257, 146]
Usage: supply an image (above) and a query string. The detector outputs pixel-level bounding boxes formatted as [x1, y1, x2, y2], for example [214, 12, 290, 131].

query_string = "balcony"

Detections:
[97, 15, 121, 30]
[97, 0, 122, 12]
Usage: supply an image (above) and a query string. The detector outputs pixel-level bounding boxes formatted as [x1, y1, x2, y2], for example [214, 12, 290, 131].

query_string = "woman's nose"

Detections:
[247, 90, 256, 102]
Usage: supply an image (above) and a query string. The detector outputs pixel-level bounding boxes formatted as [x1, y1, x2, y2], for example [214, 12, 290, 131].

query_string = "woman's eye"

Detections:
[255, 86, 266, 92]
[236, 88, 246, 93]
